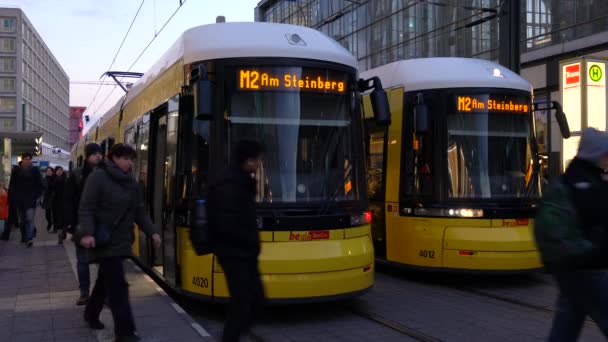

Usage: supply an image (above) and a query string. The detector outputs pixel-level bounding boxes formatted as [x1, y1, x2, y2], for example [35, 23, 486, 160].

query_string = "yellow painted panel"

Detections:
[273, 229, 344, 242]
[132, 226, 140, 256]
[260, 231, 273, 242]
[362, 94, 374, 119]
[385, 88, 404, 203]
[443, 249, 541, 270]
[179, 228, 214, 296]
[344, 225, 370, 239]
[214, 265, 374, 301]
[443, 226, 537, 251]
[385, 213, 444, 267]
[259, 235, 373, 274]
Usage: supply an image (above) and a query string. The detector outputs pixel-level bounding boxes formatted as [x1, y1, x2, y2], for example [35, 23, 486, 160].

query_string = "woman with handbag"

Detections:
[77, 143, 161, 342]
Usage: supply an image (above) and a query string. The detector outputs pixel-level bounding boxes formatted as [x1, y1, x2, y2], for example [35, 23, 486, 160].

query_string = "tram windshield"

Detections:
[446, 93, 539, 199]
[226, 66, 360, 204]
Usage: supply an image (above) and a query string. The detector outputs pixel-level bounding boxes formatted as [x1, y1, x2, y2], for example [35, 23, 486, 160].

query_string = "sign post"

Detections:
[560, 57, 608, 171]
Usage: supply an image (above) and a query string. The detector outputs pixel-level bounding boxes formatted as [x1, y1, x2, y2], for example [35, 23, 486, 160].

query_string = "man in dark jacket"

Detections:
[63, 143, 102, 305]
[7, 152, 43, 247]
[535, 128, 608, 340]
[208, 140, 265, 342]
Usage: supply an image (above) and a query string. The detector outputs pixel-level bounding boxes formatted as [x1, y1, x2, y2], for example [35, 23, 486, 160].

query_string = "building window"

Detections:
[0, 18, 15, 32]
[0, 38, 15, 52]
[0, 58, 15, 72]
[0, 78, 14, 91]
[0, 97, 15, 111]
[0, 118, 14, 130]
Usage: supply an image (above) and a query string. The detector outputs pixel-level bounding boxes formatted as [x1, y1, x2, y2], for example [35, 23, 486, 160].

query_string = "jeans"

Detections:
[17, 206, 35, 242]
[75, 245, 90, 296]
[549, 270, 608, 341]
[218, 256, 265, 342]
[84, 257, 136, 338]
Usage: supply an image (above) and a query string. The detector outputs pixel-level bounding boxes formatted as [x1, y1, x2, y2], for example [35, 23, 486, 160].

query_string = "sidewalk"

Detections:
[0, 211, 211, 342]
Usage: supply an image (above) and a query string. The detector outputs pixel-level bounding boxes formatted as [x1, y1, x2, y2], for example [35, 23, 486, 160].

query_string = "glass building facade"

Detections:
[256, 1, 608, 71]
[256, 0, 501, 71]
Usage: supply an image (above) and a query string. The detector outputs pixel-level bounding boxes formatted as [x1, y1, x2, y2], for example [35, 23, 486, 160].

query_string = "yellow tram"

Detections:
[361, 58, 553, 272]
[71, 22, 390, 301]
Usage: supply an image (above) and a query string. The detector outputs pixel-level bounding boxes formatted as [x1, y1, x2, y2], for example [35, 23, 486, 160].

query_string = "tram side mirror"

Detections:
[552, 101, 571, 139]
[414, 103, 429, 133]
[371, 89, 391, 126]
[190, 64, 214, 119]
[197, 80, 214, 119]
[359, 76, 391, 126]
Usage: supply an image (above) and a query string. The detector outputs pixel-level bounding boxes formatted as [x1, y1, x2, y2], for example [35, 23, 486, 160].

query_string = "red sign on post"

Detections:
[566, 64, 581, 85]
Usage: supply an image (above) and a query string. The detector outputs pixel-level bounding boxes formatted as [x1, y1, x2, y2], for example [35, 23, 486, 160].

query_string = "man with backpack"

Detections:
[64, 143, 103, 305]
[203, 140, 265, 342]
[535, 128, 608, 340]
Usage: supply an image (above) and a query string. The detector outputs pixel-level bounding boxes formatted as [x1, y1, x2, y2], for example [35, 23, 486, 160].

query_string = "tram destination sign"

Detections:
[456, 94, 530, 113]
[237, 67, 346, 94]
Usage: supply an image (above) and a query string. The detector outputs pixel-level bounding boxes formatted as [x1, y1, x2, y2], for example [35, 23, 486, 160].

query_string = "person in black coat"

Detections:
[63, 143, 103, 305]
[207, 140, 265, 342]
[7, 153, 43, 247]
[52, 166, 66, 244]
[42, 167, 55, 232]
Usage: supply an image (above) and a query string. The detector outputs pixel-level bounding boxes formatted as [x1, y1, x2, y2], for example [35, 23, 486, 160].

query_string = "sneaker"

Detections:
[26, 241, 33, 248]
[76, 294, 89, 306]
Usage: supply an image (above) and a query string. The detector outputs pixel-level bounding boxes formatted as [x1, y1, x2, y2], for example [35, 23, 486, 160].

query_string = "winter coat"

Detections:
[63, 165, 93, 227]
[77, 160, 158, 261]
[0, 188, 8, 220]
[207, 163, 260, 259]
[534, 158, 608, 272]
[8, 165, 43, 209]
[43, 175, 55, 209]
[52, 175, 66, 227]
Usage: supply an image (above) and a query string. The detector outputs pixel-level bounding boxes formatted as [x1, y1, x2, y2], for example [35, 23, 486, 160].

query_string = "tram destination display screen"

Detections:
[237, 67, 348, 94]
[456, 94, 530, 113]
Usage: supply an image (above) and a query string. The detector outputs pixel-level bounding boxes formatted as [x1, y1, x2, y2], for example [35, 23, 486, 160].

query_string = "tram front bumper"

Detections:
[442, 226, 542, 271]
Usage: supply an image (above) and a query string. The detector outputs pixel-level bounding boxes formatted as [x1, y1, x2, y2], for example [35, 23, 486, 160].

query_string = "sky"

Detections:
[6, 0, 261, 132]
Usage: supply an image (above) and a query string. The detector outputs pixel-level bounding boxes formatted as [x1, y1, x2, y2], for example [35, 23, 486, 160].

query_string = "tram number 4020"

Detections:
[192, 276, 209, 288]
[419, 250, 435, 259]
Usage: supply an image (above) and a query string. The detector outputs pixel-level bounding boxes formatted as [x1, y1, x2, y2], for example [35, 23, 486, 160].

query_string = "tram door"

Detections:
[147, 97, 179, 287]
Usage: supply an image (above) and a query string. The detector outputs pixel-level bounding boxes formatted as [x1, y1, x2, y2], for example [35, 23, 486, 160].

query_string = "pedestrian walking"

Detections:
[42, 166, 55, 232]
[63, 143, 102, 305]
[535, 127, 608, 341]
[207, 139, 265, 342]
[53, 166, 66, 244]
[77, 143, 160, 342]
[7, 152, 43, 247]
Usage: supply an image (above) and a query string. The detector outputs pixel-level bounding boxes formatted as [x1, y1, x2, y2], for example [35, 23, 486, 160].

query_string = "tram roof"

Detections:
[96, 22, 358, 129]
[360, 58, 532, 93]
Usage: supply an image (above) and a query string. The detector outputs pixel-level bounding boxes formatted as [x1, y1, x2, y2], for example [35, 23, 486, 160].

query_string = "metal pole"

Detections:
[22, 102, 26, 131]
[498, 0, 521, 74]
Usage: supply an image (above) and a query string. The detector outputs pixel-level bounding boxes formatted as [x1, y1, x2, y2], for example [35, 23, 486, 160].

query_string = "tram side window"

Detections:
[413, 131, 433, 196]
[366, 122, 386, 201]
[124, 126, 136, 149]
[136, 121, 150, 188]
[191, 120, 210, 199]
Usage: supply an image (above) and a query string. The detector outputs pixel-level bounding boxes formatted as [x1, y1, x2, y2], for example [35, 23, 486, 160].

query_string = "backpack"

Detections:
[189, 198, 214, 255]
[534, 179, 594, 271]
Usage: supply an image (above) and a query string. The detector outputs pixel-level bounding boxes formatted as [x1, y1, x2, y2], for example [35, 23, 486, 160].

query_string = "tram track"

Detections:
[445, 284, 597, 326]
[345, 304, 444, 342]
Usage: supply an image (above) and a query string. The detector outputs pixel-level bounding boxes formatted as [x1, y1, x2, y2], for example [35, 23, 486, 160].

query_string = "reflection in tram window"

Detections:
[226, 76, 359, 203]
[446, 112, 539, 199]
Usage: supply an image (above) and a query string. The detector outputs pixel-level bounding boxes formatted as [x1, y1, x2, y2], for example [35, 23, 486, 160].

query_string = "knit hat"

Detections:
[576, 128, 608, 167]
[84, 143, 102, 158]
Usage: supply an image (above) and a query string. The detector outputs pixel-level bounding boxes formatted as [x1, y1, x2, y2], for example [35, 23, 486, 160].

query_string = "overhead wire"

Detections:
[82, 0, 145, 121]
[89, 0, 189, 124]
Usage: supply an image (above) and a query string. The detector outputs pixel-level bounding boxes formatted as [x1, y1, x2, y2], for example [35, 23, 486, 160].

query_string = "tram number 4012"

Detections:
[419, 250, 435, 259]
[192, 276, 209, 288]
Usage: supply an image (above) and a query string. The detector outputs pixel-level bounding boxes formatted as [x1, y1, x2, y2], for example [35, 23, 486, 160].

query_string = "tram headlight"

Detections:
[413, 208, 484, 218]
[351, 211, 372, 226]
